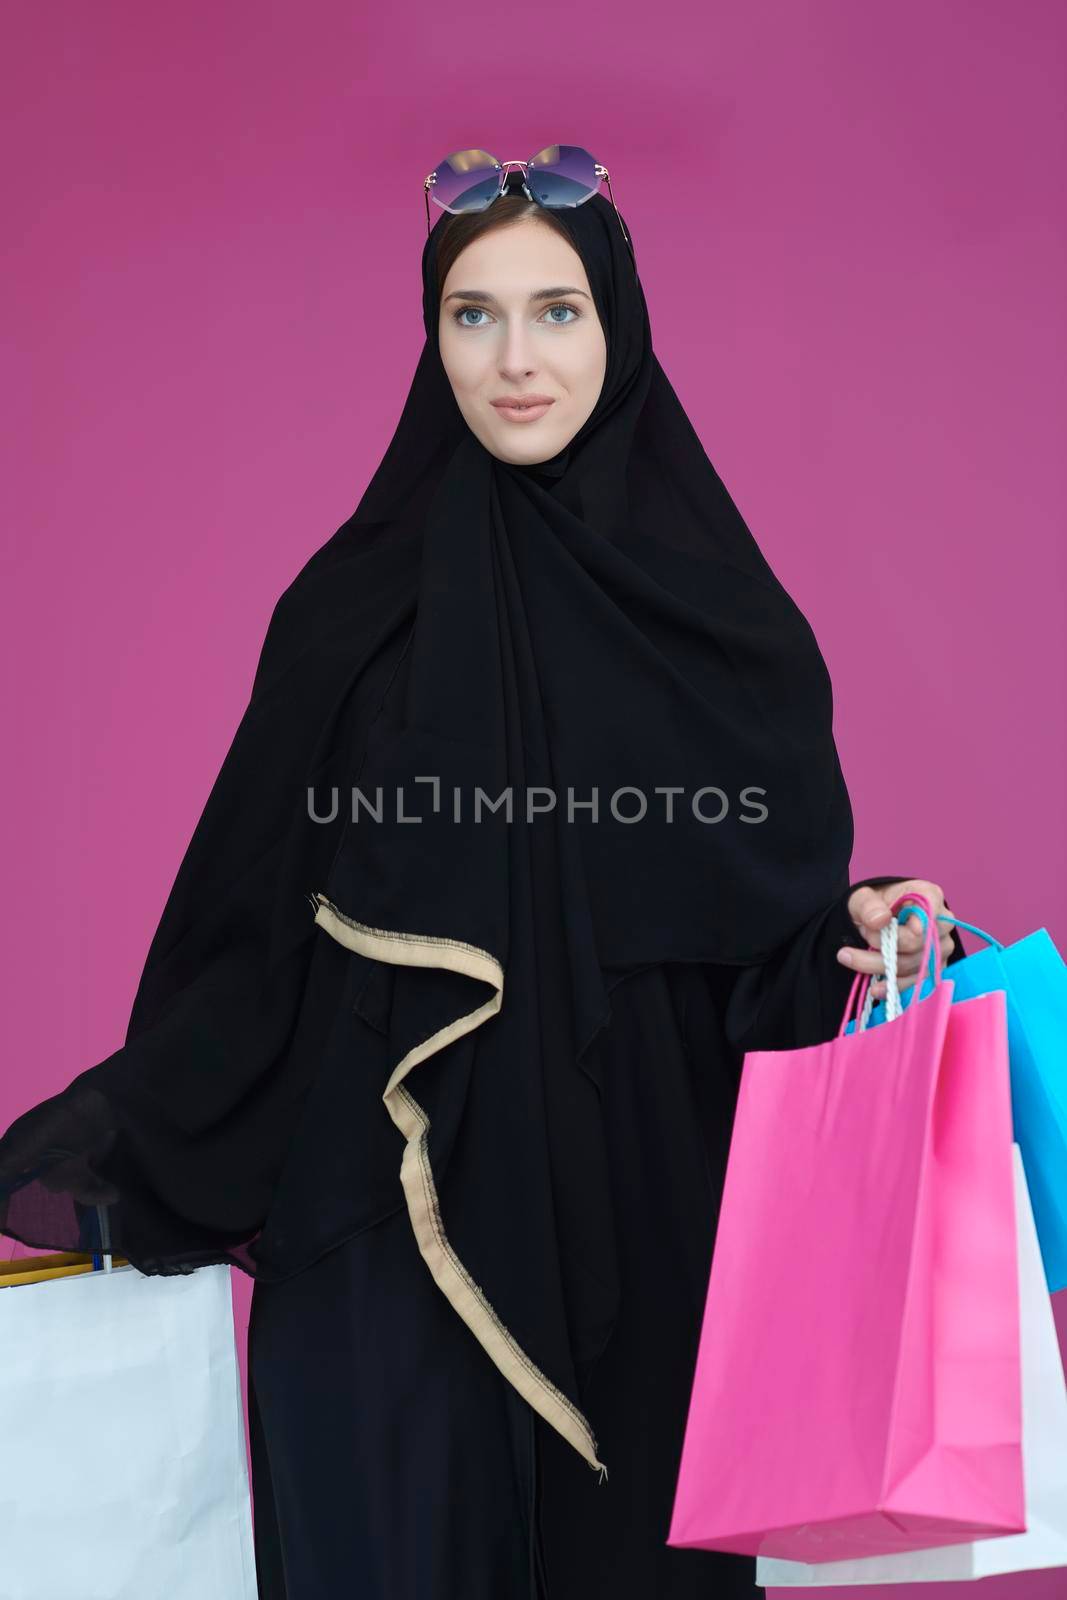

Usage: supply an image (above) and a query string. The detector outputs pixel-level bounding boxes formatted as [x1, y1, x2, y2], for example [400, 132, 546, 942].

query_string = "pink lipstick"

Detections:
[491, 395, 555, 424]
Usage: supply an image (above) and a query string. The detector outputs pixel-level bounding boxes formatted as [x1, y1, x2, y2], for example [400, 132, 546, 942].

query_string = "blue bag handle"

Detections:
[899, 906, 1005, 953]
[852, 904, 1003, 1031]
[886, 905, 1004, 1003]
[933, 913, 1005, 951]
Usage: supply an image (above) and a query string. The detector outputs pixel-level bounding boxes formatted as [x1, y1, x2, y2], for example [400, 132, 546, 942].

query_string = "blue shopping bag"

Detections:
[848, 906, 1067, 1292]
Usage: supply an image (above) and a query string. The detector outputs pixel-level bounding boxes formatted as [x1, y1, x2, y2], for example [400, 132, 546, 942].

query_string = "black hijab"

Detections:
[0, 189, 854, 1477]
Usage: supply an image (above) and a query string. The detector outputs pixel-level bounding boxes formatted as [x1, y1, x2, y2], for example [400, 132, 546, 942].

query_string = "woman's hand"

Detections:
[836, 878, 956, 999]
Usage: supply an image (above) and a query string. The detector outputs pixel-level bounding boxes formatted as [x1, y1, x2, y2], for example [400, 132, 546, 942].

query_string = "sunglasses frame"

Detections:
[424, 147, 637, 279]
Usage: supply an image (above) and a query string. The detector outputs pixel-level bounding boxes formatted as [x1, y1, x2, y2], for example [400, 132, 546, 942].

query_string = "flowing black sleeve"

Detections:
[0, 878, 322, 1274]
[0, 655, 341, 1271]
[0, 534, 419, 1276]
[720, 874, 968, 1061]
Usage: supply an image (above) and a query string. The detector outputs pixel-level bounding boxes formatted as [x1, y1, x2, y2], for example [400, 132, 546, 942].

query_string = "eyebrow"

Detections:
[442, 285, 592, 306]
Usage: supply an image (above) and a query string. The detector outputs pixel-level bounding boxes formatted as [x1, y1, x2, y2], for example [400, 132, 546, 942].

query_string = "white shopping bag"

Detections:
[0, 1257, 257, 1600]
[757, 1142, 1067, 1587]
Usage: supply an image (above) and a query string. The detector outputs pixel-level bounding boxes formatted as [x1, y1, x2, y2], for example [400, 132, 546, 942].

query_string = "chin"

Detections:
[508, 440, 563, 464]
[486, 425, 568, 466]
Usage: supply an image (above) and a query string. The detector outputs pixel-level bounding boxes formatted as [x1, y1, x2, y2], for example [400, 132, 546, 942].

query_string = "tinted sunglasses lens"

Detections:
[429, 149, 502, 214]
[526, 145, 599, 206]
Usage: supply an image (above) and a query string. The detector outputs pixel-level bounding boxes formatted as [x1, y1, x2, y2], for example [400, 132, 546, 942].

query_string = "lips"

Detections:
[491, 396, 555, 424]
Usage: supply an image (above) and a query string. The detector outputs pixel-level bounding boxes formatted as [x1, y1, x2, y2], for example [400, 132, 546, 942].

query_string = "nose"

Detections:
[498, 320, 539, 383]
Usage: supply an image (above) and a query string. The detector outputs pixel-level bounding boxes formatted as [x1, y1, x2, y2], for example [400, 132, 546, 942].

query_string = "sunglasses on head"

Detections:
[424, 145, 637, 278]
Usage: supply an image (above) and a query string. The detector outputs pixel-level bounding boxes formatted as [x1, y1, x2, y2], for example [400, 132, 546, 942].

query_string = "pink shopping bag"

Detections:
[667, 891, 1024, 1563]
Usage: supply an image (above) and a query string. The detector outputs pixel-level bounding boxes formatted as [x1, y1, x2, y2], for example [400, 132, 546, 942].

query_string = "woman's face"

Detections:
[437, 216, 607, 465]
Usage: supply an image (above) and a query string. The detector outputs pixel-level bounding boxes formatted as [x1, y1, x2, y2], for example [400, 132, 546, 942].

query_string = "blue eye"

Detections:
[542, 303, 580, 324]
[450, 301, 582, 328]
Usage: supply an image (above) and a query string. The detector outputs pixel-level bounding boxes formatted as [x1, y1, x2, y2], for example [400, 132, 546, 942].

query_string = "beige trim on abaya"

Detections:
[311, 891, 609, 1481]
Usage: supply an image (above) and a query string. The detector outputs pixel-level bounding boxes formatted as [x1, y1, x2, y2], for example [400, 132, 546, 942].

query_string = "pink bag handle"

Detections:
[837, 890, 943, 1038]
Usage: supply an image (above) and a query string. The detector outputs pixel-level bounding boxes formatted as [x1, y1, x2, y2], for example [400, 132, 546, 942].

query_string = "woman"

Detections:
[0, 157, 962, 1598]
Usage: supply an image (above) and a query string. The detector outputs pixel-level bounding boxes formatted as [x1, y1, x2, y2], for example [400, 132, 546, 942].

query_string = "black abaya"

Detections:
[0, 175, 967, 1593]
[246, 879, 965, 1598]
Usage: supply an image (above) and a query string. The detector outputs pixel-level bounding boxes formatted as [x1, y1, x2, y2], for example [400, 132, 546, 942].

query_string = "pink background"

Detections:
[2, 2, 1064, 1592]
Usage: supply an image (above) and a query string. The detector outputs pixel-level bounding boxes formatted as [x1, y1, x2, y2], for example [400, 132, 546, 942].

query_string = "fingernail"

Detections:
[837, 948, 853, 964]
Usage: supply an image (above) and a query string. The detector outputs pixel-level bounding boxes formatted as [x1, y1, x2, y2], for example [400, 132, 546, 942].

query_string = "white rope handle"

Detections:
[857, 914, 903, 1031]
